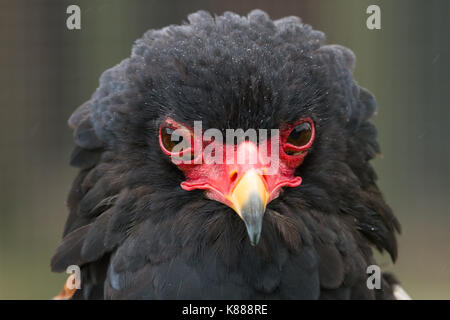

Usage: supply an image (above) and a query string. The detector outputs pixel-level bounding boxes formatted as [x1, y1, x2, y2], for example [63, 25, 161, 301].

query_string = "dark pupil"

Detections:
[162, 127, 183, 151]
[287, 122, 312, 147]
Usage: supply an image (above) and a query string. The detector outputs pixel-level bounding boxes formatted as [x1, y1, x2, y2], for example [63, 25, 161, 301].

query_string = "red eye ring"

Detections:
[281, 118, 315, 157]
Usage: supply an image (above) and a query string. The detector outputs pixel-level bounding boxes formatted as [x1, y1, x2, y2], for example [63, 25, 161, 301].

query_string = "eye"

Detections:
[284, 121, 314, 155]
[286, 122, 312, 147]
[160, 126, 182, 153]
[159, 121, 195, 162]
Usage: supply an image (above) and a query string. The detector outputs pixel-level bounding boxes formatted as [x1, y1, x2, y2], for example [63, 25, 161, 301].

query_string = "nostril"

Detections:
[230, 170, 238, 183]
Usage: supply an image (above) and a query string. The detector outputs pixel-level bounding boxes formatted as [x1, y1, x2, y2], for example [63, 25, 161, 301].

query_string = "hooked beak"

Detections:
[180, 141, 303, 247]
[227, 170, 270, 246]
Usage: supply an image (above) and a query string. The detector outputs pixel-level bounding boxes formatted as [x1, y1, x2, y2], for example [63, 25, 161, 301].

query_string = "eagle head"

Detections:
[52, 10, 401, 300]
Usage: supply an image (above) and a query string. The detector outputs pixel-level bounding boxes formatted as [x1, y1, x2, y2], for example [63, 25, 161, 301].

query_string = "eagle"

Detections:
[51, 10, 407, 300]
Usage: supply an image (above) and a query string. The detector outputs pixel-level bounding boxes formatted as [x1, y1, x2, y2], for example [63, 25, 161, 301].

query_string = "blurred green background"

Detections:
[0, 0, 449, 299]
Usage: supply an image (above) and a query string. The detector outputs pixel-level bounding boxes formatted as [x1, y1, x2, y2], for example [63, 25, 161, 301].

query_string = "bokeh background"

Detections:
[0, 0, 449, 299]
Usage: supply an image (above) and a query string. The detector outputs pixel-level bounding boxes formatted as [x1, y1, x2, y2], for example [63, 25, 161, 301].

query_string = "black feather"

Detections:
[51, 224, 91, 272]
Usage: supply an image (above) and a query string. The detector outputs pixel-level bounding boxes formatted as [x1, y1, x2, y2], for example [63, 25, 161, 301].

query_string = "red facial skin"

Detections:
[159, 118, 315, 207]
